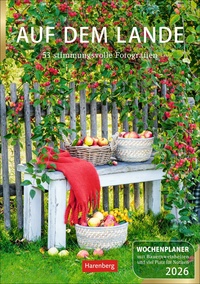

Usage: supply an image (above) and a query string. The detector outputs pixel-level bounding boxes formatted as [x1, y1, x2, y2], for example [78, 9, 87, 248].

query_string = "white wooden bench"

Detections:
[18, 157, 163, 249]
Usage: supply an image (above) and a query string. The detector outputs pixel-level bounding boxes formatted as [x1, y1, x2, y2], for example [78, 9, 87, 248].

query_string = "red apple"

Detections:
[93, 211, 104, 221]
[88, 217, 101, 227]
[98, 138, 108, 146]
[104, 219, 115, 226]
[123, 132, 130, 138]
[128, 131, 139, 138]
[79, 220, 88, 226]
[76, 139, 83, 146]
[174, 8, 180, 14]
[105, 214, 115, 221]
[119, 131, 126, 137]
[83, 136, 93, 146]
[93, 248, 104, 256]
[144, 130, 153, 138]
[77, 250, 89, 259]
[92, 137, 99, 146]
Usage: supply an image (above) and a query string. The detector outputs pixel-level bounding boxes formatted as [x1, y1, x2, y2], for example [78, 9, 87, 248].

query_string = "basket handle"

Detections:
[62, 133, 72, 147]
[110, 132, 119, 151]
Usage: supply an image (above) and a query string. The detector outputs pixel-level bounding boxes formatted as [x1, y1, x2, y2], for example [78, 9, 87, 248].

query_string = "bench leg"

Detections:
[23, 173, 41, 241]
[48, 179, 67, 249]
[144, 180, 161, 214]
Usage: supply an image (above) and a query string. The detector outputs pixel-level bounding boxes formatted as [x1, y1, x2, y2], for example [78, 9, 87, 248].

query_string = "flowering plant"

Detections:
[101, 208, 133, 224]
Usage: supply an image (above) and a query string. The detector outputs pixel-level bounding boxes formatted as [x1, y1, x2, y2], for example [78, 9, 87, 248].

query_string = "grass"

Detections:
[0, 243, 141, 284]
[1, 205, 200, 284]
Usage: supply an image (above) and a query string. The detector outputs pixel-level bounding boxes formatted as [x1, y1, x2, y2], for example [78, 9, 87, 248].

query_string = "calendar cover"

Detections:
[0, 1, 199, 284]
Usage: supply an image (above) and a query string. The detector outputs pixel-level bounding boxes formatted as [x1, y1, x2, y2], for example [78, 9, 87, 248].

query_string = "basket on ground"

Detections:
[115, 137, 154, 162]
[75, 222, 128, 250]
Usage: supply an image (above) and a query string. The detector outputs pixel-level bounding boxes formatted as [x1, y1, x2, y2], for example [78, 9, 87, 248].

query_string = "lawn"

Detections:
[1, 208, 200, 284]
[1, 245, 141, 284]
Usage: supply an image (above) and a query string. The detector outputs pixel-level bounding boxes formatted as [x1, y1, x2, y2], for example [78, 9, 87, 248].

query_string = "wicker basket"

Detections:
[65, 145, 112, 166]
[64, 133, 118, 166]
[115, 137, 154, 162]
[75, 222, 128, 250]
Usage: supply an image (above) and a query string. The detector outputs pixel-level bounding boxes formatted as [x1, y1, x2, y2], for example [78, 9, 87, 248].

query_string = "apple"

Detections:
[144, 130, 153, 138]
[83, 136, 93, 146]
[128, 131, 139, 138]
[139, 130, 145, 138]
[58, 250, 69, 257]
[98, 137, 108, 146]
[88, 217, 101, 227]
[93, 248, 104, 256]
[76, 139, 83, 146]
[104, 219, 115, 226]
[77, 250, 89, 259]
[119, 131, 126, 137]
[92, 137, 99, 146]
[123, 132, 130, 138]
[112, 161, 118, 166]
[105, 214, 115, 221]
[78, 218, 88, 226]
[48, 247, 58, 256]
[174, 8, 180, 14]
[93, 211, 104, 221]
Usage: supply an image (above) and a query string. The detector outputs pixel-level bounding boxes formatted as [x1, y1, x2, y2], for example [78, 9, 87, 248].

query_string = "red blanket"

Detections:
[37, 147, 101, 225]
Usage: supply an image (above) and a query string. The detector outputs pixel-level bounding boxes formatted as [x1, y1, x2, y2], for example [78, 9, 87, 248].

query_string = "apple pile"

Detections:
[79, 211, 120, 227]
[77, 248, 104, 258]
[119, 130, 153, 139]
[48, 247, 69, 257]
[73, 136, 109, 147]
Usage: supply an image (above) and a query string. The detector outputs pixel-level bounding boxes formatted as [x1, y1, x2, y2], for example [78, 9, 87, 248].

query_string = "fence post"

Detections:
[133, 94, 140, 210]
[111, 84, 118, 135]
[60, 97, 66, 150]
[101, 102, 108, 139]
[69, 82, 76, 141]
[153, 87, 158, 138]
[10, 83, 23, 229]
[123, 184, 130, 209]
[134, 183, 140, 210]
[80, 85, 87, 138]
[111, 102, 118, 135]
[0, 84, 11, 229]
[161, 84, 167, 98]
[103, 187, 109, 211]
[113, 185, 119, 208]
[33, 82, 45, 227]
[90, 92, 97, 137]
[23, 83, 32, 162]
